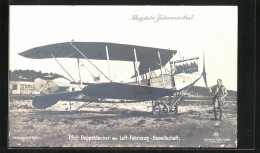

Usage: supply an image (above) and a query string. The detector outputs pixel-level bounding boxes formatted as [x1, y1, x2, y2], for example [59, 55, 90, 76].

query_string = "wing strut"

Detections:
[134, 48, 140, 83]
[70, 43, 112, 82]
[158, 51, 165, 88]
[105, 46, 112, 82]
[51, 54, 82, 89]
[149, 67, 151, 79]
[77, 58, 82, 86]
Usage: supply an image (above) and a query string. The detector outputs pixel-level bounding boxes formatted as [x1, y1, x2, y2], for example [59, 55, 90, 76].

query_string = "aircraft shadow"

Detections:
[33, 109, 154, 120]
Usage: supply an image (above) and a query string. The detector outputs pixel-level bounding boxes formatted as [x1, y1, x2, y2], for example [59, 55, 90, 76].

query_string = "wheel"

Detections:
[152, 102, 169, 118]
[170, 105, 178, 116]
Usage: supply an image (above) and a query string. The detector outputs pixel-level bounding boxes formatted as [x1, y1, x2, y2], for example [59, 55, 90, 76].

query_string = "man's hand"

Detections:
[208, 88, 212, 93]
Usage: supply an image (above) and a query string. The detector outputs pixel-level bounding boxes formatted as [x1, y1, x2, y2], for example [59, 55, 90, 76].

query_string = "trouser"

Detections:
[213, 96, 223, 120]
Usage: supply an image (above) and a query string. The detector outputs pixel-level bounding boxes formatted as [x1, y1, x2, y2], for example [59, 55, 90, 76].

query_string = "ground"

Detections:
[9, 96, 237, 148]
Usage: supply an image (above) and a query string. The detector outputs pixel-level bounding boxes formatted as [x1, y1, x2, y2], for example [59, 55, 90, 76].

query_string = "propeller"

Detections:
[201, 51, 212, 99]
[202, 51, 208, 88]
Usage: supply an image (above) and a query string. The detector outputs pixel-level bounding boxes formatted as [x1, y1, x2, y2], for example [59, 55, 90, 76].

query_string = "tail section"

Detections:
[32, 91, 82, 109]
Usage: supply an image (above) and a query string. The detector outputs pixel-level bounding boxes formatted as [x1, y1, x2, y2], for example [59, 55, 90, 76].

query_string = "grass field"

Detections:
[9, 96, 237, 147]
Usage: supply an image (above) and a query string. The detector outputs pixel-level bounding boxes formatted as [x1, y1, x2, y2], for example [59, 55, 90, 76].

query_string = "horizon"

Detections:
[9, 68, 237, 92]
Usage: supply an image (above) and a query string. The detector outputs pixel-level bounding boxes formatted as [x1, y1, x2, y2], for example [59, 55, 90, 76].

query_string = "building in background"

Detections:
[9, 70, 71, 95]
[9, 79, 40, 95]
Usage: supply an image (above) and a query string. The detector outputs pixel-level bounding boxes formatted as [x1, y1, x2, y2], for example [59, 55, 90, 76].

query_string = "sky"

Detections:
[9, 6, 237, 90]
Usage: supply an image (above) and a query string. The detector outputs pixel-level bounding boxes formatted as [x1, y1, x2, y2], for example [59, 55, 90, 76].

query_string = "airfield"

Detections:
[9, 95, 237, 148]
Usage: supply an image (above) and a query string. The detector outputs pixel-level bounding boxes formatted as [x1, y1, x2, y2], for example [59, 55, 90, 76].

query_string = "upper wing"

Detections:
[19, 42, 177, 76]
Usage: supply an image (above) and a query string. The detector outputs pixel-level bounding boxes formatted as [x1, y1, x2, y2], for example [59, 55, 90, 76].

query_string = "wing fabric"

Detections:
[19, 42, 177, 76]
[82, 82, 177, 100]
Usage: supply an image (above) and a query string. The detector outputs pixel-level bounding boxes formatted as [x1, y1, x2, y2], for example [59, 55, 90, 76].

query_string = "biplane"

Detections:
[19, 42, 208, 117]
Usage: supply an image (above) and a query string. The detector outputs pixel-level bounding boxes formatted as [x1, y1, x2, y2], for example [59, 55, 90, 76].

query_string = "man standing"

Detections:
[209, 79, 228, 120]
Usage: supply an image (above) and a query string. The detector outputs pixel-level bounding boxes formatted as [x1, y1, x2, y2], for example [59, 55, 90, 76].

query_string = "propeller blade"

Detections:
[203, 51, 205, 73]
[202, 51, 208, 88]
[203, 73, 208, 88]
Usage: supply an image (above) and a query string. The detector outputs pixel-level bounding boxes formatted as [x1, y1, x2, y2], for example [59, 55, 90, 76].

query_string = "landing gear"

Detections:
[152, 102, 169, 118]
[170, 104, 178, 116]
[151, 84, 194, 118]
[152, 97, 179, 118]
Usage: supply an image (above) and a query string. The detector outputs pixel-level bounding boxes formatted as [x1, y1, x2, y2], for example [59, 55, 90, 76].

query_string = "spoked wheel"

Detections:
[152, 102, 169, 118]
